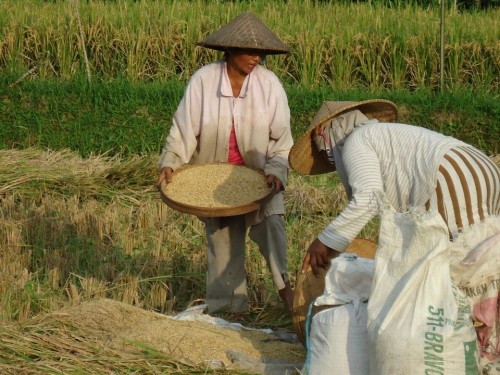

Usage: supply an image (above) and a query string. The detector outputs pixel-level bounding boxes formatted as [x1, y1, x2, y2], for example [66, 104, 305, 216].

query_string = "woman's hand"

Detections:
[266, 174, 283, 193]
[156, 167, 173, 190]
[301, 238, 340, 277]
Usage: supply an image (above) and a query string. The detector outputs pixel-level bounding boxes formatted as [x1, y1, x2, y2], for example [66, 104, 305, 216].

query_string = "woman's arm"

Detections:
[158, 74, 203, 171]
[303, 139, 384, 275]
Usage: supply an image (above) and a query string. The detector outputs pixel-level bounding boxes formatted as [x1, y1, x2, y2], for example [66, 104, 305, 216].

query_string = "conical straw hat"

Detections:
[289, 99, 398, 175]
[197, 12, 289, 55]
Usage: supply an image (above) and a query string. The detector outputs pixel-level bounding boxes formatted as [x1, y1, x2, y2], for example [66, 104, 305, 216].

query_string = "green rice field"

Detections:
[1, 0, 499, 90]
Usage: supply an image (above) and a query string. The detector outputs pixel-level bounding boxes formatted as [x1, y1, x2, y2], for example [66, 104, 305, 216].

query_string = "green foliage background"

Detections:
[1, 0, 498, 157]
[1, 76, 498, 156]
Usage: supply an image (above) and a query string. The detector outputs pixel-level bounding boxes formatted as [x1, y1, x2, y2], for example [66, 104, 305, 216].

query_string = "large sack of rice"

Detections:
[304, 254, 373, 375]
[292, 238, 376, 347]
[307, 303, 369, 375]
[367, 208, 481, 375]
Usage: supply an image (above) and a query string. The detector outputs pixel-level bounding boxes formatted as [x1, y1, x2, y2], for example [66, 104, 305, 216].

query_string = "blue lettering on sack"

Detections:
[424, 305, 445, 375]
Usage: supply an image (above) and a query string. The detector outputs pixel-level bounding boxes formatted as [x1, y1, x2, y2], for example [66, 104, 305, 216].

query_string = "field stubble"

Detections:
[0, 148, 348, 325]
[2, 150, 498, 324]
[1, 151, 499, 373]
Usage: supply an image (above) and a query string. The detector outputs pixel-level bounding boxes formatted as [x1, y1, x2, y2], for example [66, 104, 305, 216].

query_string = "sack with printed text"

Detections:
[367, 208, 481, 374]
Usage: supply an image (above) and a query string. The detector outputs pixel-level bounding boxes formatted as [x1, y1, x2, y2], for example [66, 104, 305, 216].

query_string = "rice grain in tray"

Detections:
[160, 163, 272, 216]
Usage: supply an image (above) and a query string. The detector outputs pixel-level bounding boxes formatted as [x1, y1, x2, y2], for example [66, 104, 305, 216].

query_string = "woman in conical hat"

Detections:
[291, 100, 500, 370]
[157, 12, 294, 313]
[290, 99, 500, 277]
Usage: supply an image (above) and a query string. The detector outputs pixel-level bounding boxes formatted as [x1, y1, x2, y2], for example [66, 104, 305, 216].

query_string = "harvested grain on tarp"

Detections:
[30, 299, 306, 372]
[163, 164, 269, 208]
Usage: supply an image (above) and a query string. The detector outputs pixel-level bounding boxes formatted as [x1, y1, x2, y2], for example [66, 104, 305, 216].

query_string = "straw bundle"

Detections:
[0, 299, 305, 374]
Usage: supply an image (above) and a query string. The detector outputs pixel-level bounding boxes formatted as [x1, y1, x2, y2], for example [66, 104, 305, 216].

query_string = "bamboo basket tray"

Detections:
[159, 163, 273, 217]
[292, 238, 377, 347]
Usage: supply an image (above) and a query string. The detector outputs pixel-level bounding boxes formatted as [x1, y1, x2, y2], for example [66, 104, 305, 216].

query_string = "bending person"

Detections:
[288, 99, 500, 276]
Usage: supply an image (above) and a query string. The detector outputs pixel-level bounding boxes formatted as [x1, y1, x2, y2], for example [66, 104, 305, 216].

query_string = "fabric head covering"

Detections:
[196, 12, 289, 55]
[288, 99, 398, 175]
[313, 109, 376, 163]
[313, 110, 378, 195]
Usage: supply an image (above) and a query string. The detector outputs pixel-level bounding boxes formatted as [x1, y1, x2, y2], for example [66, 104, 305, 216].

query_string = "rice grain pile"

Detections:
[30, 299, 306, 373]
[163, 164, 270, 208]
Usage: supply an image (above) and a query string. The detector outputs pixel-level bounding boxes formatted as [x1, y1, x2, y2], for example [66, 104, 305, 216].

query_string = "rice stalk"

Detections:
[0, 318, 226, 374]
[1, 0, 497, 90]
[0, 148, 157, 204]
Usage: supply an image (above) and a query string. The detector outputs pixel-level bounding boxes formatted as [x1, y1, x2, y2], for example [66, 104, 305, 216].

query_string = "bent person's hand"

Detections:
[156, 167, 173, 190]
[301, 238, 339, 277]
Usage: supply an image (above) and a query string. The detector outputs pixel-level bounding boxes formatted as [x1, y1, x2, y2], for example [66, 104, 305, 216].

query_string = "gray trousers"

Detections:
[204, 214, 289, 313]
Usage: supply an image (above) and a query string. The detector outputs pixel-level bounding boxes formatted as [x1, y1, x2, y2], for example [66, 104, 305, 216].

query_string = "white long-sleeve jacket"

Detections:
[158, 60, 293, 223]
[318, 122, 469, 251]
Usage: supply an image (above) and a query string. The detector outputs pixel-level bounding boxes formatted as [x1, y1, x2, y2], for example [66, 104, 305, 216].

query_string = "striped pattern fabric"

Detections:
[426, 146, 500, 239]
[317, 122, 500, 251]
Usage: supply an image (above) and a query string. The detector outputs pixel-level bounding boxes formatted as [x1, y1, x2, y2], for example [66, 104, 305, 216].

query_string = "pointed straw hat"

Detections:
[289, 99, 398, 175]
[197, 12, 289, 55]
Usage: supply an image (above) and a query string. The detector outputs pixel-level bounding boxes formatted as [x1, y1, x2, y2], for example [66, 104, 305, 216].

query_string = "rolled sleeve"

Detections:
[158, 74, 202, 170]
[319, 140, 383, 251]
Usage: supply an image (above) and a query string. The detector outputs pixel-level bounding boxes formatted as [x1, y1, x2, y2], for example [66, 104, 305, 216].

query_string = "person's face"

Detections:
[226, 49, 266, 75]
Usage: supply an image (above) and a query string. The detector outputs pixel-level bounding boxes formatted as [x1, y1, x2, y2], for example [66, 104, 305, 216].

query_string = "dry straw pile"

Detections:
[0, 148, 341, 323]
[0, 298, 305, 374]
[1, 148, 498, 373]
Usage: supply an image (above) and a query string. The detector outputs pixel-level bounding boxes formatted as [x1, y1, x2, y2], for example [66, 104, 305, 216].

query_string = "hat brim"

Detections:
[289, 99, 398, 175]
[195, 42, 289, 55]
[196, 12, 289, 55]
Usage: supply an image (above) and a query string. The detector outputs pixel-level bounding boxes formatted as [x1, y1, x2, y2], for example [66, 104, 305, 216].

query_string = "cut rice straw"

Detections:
[0, 318, 237, 374]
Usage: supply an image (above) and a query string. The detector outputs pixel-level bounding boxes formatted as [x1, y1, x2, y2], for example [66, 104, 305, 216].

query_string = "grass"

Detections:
[1, 76, 498, 156]
[0, 148, 352, 324]
[0, 146, 399, 315]
[1, 148, 496, 374]
[0, 74, 498, 327]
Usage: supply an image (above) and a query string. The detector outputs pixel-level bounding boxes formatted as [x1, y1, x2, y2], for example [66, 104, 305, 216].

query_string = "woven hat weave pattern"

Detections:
[288, 99, 398, 175]
[197, 12, 289, 55]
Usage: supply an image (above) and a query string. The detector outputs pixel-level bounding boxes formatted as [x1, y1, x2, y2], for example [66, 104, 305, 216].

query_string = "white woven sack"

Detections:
[308, 302, 369, 375]
[314, 253, 374, 307]
[367, 208, 481, 375]
[304, 254, 374, 375]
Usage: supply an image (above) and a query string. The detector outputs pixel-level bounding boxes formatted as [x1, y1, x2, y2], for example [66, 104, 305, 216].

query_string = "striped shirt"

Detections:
[318, 123, 500, 252]
[430, 146, 500, 238]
